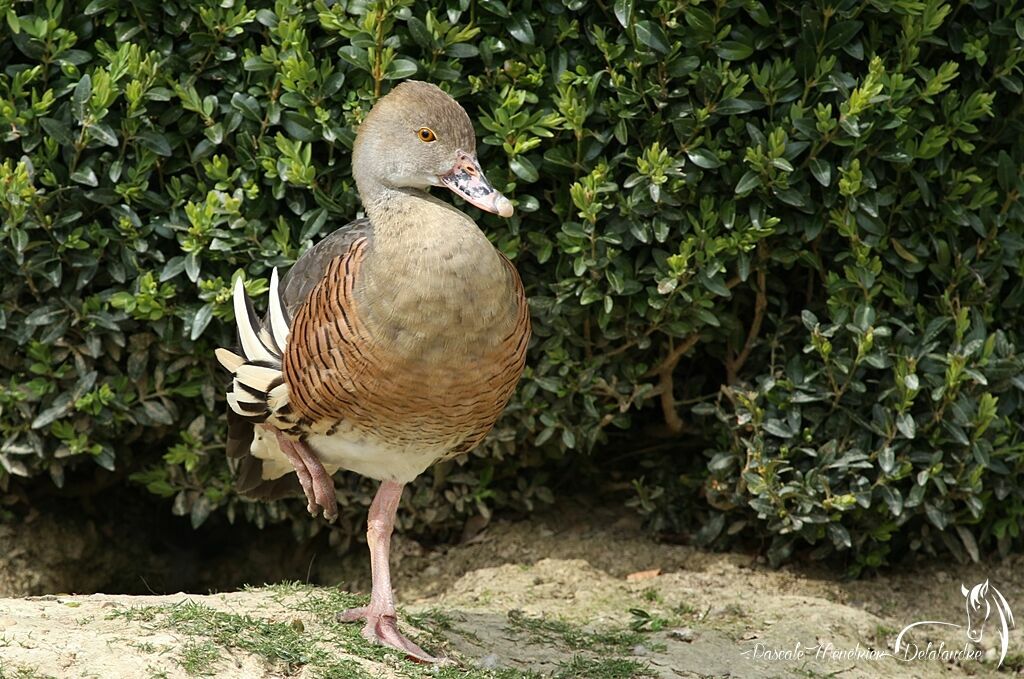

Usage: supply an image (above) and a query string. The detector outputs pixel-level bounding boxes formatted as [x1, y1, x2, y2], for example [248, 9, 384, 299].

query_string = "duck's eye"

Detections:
[417, 127, 437, 142]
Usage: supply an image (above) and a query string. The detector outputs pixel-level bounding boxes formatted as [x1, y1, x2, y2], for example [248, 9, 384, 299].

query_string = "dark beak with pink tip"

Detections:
[441, 151, 514, 217]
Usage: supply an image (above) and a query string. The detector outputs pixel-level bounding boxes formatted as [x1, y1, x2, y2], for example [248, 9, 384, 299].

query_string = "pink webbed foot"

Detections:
[337, 480, 446, 663]
[270, 429, 338, 522]
[336, 605, 440, 663]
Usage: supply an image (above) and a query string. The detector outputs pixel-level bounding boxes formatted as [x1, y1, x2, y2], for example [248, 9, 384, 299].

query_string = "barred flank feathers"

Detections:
[215, 269, 292, 424]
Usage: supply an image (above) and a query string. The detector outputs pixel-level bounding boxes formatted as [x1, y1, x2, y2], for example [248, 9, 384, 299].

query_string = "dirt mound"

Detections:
[1, 504, 1021, 678]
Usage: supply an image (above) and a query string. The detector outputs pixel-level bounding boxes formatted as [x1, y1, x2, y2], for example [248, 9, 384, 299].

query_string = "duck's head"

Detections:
[352, 80, 513, 218]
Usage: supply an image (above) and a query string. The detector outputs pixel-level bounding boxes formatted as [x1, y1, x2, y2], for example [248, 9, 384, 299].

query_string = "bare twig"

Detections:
[726, 267, 767, 384]
[659, 367, 685, 434]
[643, 333, 701, 379]
[648, 334, 702, 433]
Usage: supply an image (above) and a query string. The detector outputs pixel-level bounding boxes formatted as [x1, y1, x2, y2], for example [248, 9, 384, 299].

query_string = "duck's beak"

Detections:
[440, 151, 514, 217]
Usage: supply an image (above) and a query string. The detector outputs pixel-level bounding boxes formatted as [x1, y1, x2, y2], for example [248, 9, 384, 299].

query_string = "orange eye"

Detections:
[417, 127, 437, 142]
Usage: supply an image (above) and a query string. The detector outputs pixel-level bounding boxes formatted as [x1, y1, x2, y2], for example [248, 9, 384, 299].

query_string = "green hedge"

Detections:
[1, 0, 1023, 569]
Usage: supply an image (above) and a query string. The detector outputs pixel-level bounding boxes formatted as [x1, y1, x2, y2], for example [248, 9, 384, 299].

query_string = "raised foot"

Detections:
[271, 430, 338, 522]
[337, 606, 443, 664]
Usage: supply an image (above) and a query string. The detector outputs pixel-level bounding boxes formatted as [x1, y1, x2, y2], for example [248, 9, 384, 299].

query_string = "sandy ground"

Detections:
[1, 504, 1022, 678]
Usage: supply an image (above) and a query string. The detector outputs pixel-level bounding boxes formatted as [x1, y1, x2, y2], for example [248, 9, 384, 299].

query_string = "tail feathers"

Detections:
[225, 408, 302, 500]
[216, 269, 292, 424]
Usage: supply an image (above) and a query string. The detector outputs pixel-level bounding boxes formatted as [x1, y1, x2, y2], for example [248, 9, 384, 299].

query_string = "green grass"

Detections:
[108, 596, 372, 679]
[640, 587, 661, 603]
[872, 624, 897, 638]
[102, 584, 659, 679]
[505, 609, 665, 654]
[553, 656, 657, 679]
[672, 601, 698, 617]
[1000, 653, 1024, 672]
[177, 638, 221, 676]
[0, 667, 58, 679]
[129, 641, 158, 654]
[406, 607, 484, 647]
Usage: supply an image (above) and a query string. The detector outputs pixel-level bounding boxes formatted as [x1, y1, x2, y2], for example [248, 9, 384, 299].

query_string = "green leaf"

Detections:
[996, 150, 1016, 192]
[879, 446, 895, 473]
[89, 123, 119, 147]
[667, 55, 700, 77]
[24, 307, 65, 326]
[686, 148, 722, 169]
[773, 187, 805, 207]
[828, 524, 852, 549]
[510, 156, 538, 182]
[72, 74, 92, 122]
[446, 43, 478, 58]
[580, 286, 602, 305]
[809, 158, 831, 186]
[137, 130, 172, 157]
[896, 412, 916, 439]
[699, 271, 731, 296]
[826, 21, 863, 49]
[31, 396, 73, 430]
[39, 117, 73, 145]
[386, 59, 418, 80]
[508, 15, 534, 45]
[142, 400, 174, 425]
[614, 0, 633, 27]
[695, 308, 720, 326]
[190, 304, 214, 340]
[479, 0, 510, 18]
[716, 98, 761, 115]
[230, 92, 262, 122]
[70, 167, 98, 187]
[891, 239, 918, 263]
[281, 112, 318, 141]
[956, 526, 980, 563]
[82, 0, 113, 13]
[735, 171, 761, 194]
[715, 41, 753, 61]
[160, 257, 186, 282]
[407, 17, 433, 48]
[634, 21, 670, 54]
[853, 304, 875, 329]
[255, 8, 277, 27]
[184, 253, 201, 282]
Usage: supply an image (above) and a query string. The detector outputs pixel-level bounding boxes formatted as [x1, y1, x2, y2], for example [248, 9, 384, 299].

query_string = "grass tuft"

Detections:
[177, 638, 221, 676]
[109, 598, 372, 678]
[505, 609, 665, 654]
[0, 667, 59, 679]
[103, 586, 661, 678]
[554, 655, 656, 679]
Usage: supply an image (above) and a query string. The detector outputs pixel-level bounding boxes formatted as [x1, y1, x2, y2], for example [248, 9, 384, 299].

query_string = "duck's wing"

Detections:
[279, 218, 372, 315]
[222, 217, 373, 500]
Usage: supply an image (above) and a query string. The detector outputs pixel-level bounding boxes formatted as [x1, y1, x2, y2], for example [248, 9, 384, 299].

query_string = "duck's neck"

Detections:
[353, 181, 514, 356]
[359, 182, 430, 242]
[358, 181, 494, 259]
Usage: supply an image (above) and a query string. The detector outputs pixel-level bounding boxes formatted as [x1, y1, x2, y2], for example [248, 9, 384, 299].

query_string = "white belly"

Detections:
[250, 426, 446, 485]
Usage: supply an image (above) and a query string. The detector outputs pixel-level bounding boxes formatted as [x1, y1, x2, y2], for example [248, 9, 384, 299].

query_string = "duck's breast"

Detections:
[282, 218, 529, 454]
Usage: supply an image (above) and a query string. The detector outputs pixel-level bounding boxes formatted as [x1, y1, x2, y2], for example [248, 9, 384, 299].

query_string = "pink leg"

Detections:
[337, 481, 439, 663]
[270, 429, 338, 522]
[287, 438, 338, 522]
[271, 430, 317, 515]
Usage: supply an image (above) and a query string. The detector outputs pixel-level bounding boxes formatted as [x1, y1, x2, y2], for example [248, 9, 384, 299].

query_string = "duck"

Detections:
[215, 80, 531, 663]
